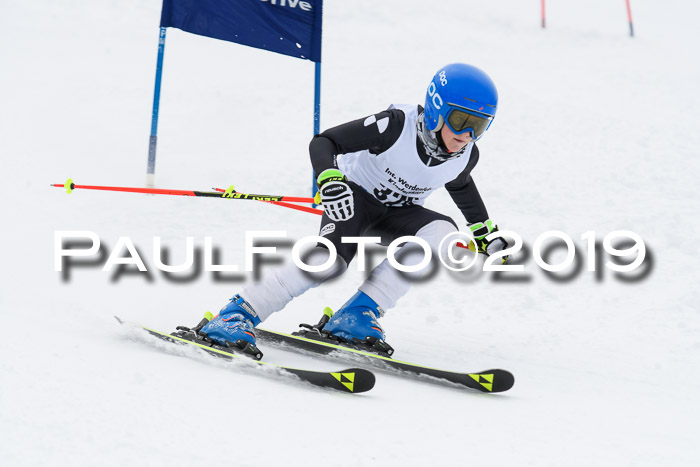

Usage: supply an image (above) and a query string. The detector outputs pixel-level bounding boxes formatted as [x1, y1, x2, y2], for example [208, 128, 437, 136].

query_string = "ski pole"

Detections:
[51, 178, 315, 204]
[52, 179, 472, 249]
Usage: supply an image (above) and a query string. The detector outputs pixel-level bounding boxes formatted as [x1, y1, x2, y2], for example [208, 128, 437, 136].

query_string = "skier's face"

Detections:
[441, 123, 473, 153]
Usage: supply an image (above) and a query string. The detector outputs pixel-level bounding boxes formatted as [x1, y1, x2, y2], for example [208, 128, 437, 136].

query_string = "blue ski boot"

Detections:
[200, 294, 262, 358]
[323, 291, 393, 355]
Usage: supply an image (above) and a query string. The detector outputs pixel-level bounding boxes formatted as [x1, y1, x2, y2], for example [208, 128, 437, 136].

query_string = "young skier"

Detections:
[199, 63, 508, 351]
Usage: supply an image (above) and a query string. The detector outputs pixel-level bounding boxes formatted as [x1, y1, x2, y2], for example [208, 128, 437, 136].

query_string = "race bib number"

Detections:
[373, 184, 419, 207]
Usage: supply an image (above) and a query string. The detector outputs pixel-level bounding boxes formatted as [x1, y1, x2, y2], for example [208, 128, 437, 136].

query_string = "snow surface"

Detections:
[2, 0, 700, 465]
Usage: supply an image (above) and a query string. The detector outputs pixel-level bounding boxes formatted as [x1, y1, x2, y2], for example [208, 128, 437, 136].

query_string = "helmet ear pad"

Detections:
[433, 115, 445, 133]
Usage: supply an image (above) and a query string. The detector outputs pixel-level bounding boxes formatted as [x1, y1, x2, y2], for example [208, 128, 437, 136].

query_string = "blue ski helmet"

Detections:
[424, 63, 498, 141]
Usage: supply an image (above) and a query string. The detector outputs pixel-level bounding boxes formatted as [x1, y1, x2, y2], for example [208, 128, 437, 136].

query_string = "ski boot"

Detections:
[172, 294, 263, 360]
[297, 291, 394, 356]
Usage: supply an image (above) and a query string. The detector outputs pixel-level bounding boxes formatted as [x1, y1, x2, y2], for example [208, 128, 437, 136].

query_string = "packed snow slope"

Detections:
[2, 0, 700, 466]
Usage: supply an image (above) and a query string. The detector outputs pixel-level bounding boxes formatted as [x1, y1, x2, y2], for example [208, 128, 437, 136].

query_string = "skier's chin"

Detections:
[447, 139, 469, 152]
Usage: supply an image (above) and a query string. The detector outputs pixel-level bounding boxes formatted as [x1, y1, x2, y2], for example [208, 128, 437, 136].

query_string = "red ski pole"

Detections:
[52, 179, 473, 250]
[51, 178, 315, 204]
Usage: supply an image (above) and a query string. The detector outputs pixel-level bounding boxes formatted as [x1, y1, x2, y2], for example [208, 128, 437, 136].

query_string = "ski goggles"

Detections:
[444, 104, 493, 139]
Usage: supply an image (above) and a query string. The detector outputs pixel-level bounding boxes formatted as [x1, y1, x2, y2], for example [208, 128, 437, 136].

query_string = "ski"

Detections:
[115, 317, 375, 394]
[255, 327, 514, 393]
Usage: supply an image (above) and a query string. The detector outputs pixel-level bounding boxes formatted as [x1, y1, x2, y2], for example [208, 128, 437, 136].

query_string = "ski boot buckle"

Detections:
[224, 339, 263, 361]
[364, 336, 394, 356]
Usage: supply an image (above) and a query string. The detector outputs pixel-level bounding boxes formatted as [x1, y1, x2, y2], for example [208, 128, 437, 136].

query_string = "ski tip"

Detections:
[330, 368, 376, 394]
[203, 311, 214, 321]
[114, 316, 124, 325]
[467, 369, 515, 393]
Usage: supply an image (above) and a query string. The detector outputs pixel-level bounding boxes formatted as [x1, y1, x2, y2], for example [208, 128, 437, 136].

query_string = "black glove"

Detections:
[315, 169, 355, 221]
